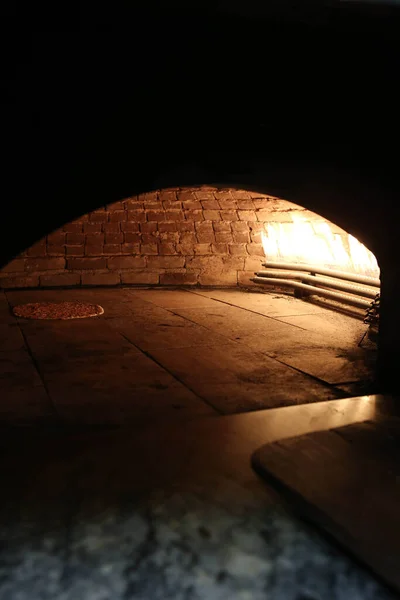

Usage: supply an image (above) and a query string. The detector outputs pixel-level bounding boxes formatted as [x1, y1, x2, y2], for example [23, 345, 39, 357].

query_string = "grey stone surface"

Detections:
[275, 310, 368, 346]
[0, 491, 394, 600]
[107, 313, 229, 351]
[0, 291, 14, 324]
[0, 349, 43, 388]
[130, 289, 218, 309]
[272, 345, 376, 385]
[0, 287, 376, 424]
[170, 305, 328, 352]
[193, 288, 330, 317]
[148, 343, 341, 412]
[0, 386, 56, 422]
[0, 323, 26, 351]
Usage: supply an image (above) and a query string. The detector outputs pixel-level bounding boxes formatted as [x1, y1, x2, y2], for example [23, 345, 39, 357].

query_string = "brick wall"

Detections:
[0, 187, 343, 289]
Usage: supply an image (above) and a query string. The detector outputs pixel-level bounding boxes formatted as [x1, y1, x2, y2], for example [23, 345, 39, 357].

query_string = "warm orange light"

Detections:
[261, 215, 380, 277]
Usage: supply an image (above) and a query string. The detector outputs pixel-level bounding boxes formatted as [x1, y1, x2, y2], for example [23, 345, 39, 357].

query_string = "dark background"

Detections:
[2, 1, 400, 267]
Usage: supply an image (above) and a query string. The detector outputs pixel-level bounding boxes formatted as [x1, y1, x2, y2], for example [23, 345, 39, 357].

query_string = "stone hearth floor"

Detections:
[0, 286, 377, 428]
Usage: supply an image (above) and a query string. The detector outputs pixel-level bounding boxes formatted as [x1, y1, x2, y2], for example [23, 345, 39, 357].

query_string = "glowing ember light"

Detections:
[261, 215, 380, 278]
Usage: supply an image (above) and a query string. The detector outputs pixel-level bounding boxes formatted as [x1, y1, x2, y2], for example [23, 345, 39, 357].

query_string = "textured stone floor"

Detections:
[0, 287, 377, 427]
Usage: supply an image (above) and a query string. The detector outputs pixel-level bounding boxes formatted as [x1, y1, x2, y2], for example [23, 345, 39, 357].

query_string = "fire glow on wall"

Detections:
[254, 214, 380, 327]
[261, 215, 379, 278]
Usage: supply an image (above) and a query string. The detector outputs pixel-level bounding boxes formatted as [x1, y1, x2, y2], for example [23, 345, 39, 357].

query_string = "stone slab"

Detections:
[108, 315, 228, 350]
[45, 379, 215, 425]
[275, 310, 370, 346]
[148, 343, 342, 412]
[193, 289, 330, 317]
[0, 291, 14, 324]
[0, 323, 26, 352]
[273, 345, 376, 385]
[0, 350, 43, 388]
[129, 288, 218, 308]
[171, 305, 329, 352]
[0, 386, 57, 423]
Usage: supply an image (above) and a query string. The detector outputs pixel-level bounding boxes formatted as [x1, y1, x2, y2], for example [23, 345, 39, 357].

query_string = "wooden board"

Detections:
[252, 417, 400, 593]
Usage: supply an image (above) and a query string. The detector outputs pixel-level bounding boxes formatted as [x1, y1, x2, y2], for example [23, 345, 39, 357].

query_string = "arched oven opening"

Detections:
[0, 186, 379, 427]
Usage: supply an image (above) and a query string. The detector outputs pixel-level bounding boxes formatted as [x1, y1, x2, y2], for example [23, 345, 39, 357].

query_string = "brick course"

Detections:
[67, 257, 107, 270]
[65, 246, 85, 256]
[47, 245, 66, 256]
[1, 186, 342, 289]
[25, 258, 65, 271]
[40, 273, 81, 287]
[81, 272, 121, 286]
[107, 256, 146, 270]
[121, 271, 160, 285]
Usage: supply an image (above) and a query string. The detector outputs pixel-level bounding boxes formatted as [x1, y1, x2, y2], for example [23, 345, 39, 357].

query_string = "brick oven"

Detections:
[0, 188, 377, 293]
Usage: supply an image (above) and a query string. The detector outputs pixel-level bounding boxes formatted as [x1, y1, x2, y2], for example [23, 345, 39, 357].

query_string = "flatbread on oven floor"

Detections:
[13, 301, 104, 320]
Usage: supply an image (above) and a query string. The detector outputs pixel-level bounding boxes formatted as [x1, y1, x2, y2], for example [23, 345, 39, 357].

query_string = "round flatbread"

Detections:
[13, 301, 104, 320]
